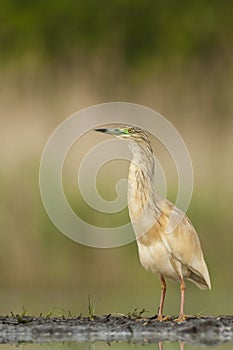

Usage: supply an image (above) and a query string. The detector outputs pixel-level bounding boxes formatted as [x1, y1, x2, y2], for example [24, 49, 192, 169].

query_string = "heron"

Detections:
[95, 126, 211, 322]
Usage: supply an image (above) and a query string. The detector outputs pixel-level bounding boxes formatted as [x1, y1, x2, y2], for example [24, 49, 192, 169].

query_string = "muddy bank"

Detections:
[0, 315, 232, 346]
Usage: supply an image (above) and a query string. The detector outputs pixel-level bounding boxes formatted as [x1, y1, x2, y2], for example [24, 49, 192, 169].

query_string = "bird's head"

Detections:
[95, 126, 150, 144]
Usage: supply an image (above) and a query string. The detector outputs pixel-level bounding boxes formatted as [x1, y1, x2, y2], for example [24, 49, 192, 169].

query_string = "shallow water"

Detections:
[0, 342, 233, 350]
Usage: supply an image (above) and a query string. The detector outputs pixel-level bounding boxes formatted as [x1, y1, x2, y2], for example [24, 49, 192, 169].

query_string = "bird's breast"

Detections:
[137, 239, 179, 280]
[128, 200, 158, 241]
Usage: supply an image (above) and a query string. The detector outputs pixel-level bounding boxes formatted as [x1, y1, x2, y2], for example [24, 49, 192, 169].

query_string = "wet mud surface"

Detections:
[0, 315, 232, 346]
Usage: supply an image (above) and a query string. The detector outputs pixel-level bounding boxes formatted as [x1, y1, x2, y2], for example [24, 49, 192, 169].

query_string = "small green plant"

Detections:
[21, 306, 28, 317]
[87, 295, 100, 320]
[45, 307, 74, 319]
[194, 309, 207, 318]
[67, 309, 74, 318]
[45, 308, 55, 318]
[127, 307, 147, 318]
[15, 306, 32, 324]
[11, 306, 28, 318]
[8, 307, 75, 321]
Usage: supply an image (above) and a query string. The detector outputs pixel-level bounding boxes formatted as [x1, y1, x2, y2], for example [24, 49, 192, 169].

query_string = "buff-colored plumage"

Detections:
[95, 126, 211, 322]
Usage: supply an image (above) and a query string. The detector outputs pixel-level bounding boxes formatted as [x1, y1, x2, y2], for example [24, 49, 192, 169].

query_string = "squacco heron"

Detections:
[95, 126, 211, 322]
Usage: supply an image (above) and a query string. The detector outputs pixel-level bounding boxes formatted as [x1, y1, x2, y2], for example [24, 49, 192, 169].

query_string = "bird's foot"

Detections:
[156, 315, 172, 322]
[174, 314, 188, 323]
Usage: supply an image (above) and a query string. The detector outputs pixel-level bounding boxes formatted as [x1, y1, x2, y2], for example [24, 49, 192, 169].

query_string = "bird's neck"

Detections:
[128, 140, 162, 221]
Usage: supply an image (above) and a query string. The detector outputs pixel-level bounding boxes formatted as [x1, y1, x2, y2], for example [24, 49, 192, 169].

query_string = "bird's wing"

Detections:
[160, 200, 211, 289]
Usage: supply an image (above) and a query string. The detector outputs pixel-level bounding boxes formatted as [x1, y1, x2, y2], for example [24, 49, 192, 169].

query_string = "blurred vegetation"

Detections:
[1, 0, 233, 66]
[0, 0, 233, 319]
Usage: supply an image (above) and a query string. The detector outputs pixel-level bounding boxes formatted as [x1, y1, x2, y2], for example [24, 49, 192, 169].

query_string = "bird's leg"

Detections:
[179, 341, 185, 350]
[158, 341, 163, 350]
[156, 275, 166, 321]
[179, 275, 185, 318]
[175, 275, 187, 322]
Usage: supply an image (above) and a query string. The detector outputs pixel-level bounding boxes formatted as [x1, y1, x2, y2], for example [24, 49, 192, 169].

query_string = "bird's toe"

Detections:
[174, 314, 188, 323]
[156, 315, 172, 322]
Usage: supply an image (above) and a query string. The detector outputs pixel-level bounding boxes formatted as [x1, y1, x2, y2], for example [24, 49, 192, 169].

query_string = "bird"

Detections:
[95, 126, 211, 322]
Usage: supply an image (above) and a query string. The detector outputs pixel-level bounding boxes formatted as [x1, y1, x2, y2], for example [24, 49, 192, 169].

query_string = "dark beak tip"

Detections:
[95, 128, 107, 133]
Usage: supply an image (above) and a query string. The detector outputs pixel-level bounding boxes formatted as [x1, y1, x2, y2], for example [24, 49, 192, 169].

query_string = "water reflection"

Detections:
[1, 341, 233, 350]
[159, 341, 184, 350]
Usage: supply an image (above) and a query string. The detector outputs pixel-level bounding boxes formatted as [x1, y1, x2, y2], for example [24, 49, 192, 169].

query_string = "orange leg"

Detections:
[158, 341, 163, 350]
[175, 275, 187, 322]
[157, 275, 166, 321]
[179, 341, 185, 350]
[179, 275, 185, 317]
[158, 342, 184, 350]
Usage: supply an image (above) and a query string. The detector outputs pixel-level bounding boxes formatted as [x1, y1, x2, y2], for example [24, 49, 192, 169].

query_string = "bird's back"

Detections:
[165, 200, 211, 288]
[134, 199, 211, 290]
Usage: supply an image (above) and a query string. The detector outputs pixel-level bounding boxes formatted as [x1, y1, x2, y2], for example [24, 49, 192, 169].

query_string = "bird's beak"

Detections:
[95, 128, 126, 136]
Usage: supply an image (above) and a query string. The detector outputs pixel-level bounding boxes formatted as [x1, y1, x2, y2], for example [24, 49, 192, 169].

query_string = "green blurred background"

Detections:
[0, 0, 232, 318]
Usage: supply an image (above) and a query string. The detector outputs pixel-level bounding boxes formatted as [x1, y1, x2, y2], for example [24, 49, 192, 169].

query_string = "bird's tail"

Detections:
[188, 262, 211, 290]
